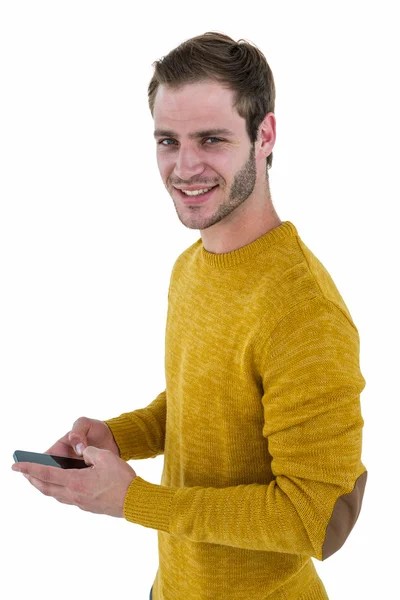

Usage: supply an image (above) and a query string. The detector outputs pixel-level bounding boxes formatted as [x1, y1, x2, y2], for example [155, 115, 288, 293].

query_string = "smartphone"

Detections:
[13, 450, 90, 469]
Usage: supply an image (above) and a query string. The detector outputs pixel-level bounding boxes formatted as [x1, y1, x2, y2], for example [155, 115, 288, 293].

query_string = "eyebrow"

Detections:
[153, 127, 236, 140]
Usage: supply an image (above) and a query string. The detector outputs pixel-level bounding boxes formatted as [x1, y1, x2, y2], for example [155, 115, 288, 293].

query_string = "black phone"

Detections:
[13, 450, 90, 469]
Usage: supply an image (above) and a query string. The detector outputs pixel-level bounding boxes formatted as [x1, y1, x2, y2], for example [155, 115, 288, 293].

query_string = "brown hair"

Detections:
[147, 31, 276, 176]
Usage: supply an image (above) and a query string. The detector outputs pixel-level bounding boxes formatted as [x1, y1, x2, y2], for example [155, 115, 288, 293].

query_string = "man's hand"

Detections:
[44, 416, 121, 459]
[11, 447, 137, 518]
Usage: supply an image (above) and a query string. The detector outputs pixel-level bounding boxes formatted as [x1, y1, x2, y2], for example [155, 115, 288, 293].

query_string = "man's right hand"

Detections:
[44, 417, 121, 458]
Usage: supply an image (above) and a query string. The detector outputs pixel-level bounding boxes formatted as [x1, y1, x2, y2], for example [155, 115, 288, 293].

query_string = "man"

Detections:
[12, 32, 367, 600]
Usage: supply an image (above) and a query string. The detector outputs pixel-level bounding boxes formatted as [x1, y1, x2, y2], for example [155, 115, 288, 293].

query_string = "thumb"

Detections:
[82, 445, 99, 467]
[69, 432, 87, 456]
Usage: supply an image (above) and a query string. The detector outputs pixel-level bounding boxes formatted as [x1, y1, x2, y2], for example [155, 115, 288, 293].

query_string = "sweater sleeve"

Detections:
[103, 389, 167, 461]
[120, 299, 368, 561]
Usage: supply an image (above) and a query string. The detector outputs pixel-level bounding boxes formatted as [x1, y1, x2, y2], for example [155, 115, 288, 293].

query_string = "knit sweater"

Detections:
[104, 220, 367, 600]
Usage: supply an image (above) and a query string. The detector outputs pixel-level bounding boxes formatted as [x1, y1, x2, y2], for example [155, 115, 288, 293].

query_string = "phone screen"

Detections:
[13, 450, 90, 469]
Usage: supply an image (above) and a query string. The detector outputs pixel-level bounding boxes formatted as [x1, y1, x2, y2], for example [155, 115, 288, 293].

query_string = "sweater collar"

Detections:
[198, 221, 298, 269]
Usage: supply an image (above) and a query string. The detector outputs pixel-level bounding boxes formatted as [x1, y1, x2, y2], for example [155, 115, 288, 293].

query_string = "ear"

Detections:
[257, 112, 276, 160]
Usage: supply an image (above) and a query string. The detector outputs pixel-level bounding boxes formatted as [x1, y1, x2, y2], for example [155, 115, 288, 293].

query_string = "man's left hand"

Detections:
[11, 446, 137, 518]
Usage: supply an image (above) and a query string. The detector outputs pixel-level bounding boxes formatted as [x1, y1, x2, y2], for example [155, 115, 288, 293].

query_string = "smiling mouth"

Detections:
[175, 184, 218, 192]
[176, 184, 219, 204]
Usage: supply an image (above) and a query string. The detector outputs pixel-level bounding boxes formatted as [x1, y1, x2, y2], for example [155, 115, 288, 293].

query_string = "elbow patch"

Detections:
[322, 470, 368, 560]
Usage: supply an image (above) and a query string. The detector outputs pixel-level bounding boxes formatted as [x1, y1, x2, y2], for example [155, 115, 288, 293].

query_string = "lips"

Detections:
[175, 185, 218, 192]
[178, 185, 219, 205]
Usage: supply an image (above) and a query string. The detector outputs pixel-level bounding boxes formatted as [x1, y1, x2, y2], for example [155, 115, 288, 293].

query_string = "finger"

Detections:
[69, 417, 91, 454]
[25, 475, 66, 499]
[12, 463, 70, 486]
[54, 496, 74, 506]
[70, 440, 86, 456]
[69, 433, 87, 456]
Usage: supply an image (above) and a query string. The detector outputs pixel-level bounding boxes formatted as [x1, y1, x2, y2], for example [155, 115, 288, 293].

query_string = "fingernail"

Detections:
[76, 443, 85, 455]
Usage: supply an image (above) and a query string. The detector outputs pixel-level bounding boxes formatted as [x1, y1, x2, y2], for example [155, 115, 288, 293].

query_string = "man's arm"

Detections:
[103, 389, 167, 461]
[119, 298, 367, 561]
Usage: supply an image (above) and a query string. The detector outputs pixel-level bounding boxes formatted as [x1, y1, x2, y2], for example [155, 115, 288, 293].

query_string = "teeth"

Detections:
[181, 186, 215, 196]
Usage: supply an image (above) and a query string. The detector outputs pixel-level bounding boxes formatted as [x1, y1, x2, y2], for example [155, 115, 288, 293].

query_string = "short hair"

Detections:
[148, 31, 276, 175]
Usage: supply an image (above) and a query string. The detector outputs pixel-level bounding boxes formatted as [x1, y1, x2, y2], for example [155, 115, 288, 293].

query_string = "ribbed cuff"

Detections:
[103, 415, 138, 461]
[123, 476, 178, 532]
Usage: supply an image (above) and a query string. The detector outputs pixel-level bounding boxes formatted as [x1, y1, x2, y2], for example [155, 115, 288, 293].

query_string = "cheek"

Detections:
[157, 156, 172, 179]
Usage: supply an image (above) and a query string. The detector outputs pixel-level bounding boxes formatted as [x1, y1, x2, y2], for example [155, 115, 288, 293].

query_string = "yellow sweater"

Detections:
[104, 220, 367, 600]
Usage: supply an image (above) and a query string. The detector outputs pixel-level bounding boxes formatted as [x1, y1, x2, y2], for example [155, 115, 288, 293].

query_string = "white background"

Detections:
[1, 1, 398, 598]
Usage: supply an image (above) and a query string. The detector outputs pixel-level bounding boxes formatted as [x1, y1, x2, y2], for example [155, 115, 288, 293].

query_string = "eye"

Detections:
[158, 137, 222, 146]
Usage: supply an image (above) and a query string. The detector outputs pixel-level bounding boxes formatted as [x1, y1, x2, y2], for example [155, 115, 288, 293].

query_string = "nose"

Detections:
[173, 145, 206, 181]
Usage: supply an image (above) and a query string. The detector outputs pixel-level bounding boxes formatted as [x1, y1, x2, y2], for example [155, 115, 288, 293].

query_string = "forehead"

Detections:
[153, 80, 243, 133]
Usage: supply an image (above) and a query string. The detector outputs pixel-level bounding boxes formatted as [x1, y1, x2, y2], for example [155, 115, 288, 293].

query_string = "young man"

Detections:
[13, 33, 367, 600]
